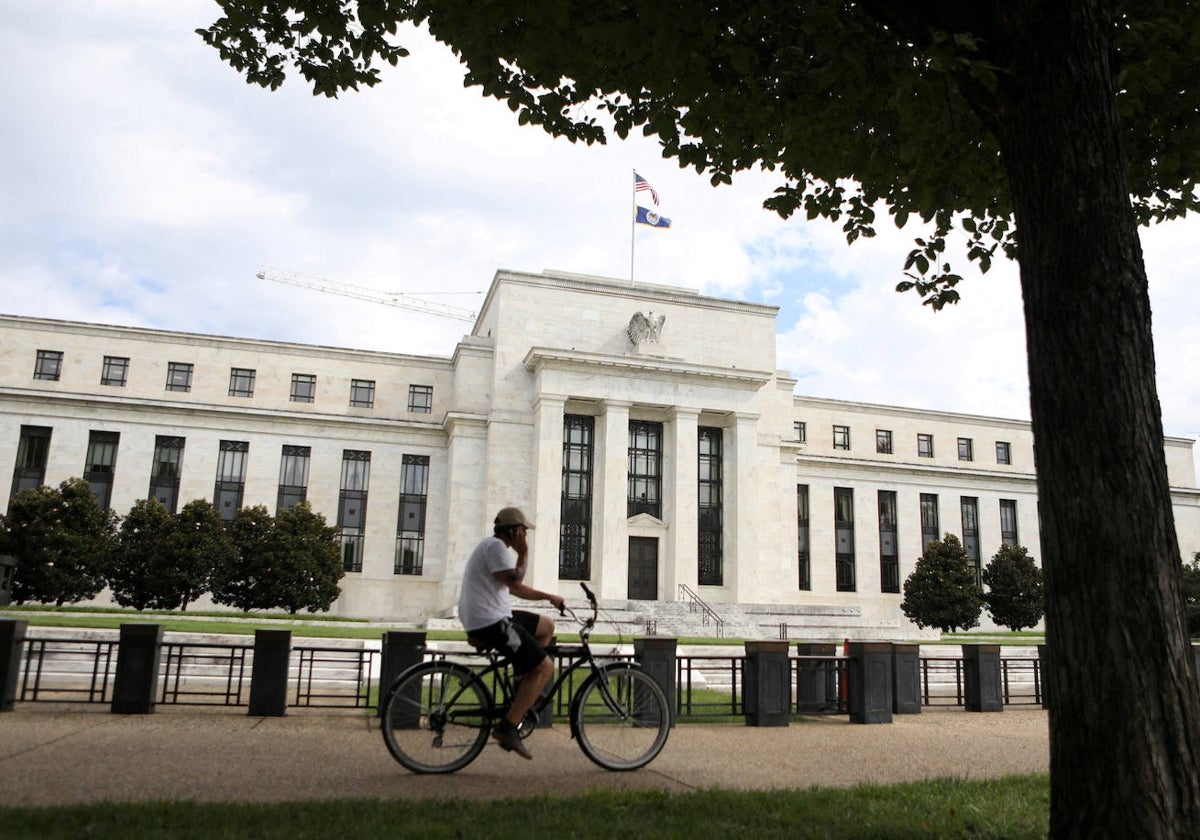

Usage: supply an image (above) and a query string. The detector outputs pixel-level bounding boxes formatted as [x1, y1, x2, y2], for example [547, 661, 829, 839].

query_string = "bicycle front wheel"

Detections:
[572, 663, 670, 771]
[381, 661, 493, 774]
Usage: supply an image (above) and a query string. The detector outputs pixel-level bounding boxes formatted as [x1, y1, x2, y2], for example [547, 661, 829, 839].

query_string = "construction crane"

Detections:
[256, 265, 478, 323]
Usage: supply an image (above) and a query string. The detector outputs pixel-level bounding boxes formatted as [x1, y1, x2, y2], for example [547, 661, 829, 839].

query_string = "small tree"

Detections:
[901, 533, 983, 633]
[211, 505, 276, 612]
[0, 478, 117, 606]
[270, 502, 343, 614]
[110, 498, 176, 610]
[171, 499, 235, 611]
[982, 544, 1046, 632]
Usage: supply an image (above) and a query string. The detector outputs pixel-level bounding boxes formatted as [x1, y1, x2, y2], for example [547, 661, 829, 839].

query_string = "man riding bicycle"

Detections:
[457, 506, 564, 760]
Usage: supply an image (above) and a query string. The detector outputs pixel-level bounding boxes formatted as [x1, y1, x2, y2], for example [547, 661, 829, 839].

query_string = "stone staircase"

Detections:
[427, 596, 935, 642]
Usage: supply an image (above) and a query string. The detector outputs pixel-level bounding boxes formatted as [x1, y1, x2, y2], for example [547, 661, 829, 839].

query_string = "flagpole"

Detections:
[630, 169, 636, 285]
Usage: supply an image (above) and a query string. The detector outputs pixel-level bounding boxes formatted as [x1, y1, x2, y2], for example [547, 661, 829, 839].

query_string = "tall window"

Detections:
[793, 421, 807, 443]
[835, 487, 855, 592]
[277, 445, 311, 512]
[228, 367, 256, 398]
[961, 496, 981, 586]
[407, 384, 433, 413]
[1000, 499, 1019, 546]
[797, 484, 811, 590]
[166, 362, 193, 392]
[214, 440, 249, 521]
[996, 441, 1012, 465]
[878, 490, 899, 593]
[560, 415, 594, 580]
[34, 350, 63, 381]
[101, 356, 129, 387]
[84, 431, 120, 509]
[149, 436, 185, 513]
[291, 373, 316, 403]
[338, 450, 371, 572]
[918, 434, 934, 458]
[628, 420, 663, 518]
[11, 425, 52, 497]
[876, 429, 893, 454]
[833, 425, 851, 450]
[957, 437, 974, 461]
[698, 427, 724, 586]
[920, 493, 940, 549]
[395, 455, 430, 575]
[350, 379, 375, 408]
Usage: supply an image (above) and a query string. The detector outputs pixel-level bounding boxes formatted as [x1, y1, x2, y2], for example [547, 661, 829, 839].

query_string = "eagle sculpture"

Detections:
[627, 311, 666, 347]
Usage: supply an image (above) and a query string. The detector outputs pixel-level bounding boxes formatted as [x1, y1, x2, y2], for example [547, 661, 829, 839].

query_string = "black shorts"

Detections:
[468, 610, 546, 676]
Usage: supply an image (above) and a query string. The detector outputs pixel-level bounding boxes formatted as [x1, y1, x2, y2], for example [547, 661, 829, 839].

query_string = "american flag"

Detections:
[634, 172, 659, 205]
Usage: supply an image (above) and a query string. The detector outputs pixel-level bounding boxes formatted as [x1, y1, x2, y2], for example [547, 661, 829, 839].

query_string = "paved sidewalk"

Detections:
[0, 706, 1049, 806]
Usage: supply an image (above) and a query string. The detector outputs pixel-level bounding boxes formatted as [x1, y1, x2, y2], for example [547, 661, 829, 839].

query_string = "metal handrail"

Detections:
[677, 584, 725, 638]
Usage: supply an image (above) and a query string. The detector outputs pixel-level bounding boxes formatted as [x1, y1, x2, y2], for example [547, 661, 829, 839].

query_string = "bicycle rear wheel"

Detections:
[381, 661, 493, 774]
[572, 663, 670, 771]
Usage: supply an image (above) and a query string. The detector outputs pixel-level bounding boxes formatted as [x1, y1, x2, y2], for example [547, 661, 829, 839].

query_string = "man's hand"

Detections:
[548, 593, 565, 614]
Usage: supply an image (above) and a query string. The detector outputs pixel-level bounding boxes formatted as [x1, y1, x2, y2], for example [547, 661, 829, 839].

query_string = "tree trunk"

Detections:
[983, 3, 1200, 835]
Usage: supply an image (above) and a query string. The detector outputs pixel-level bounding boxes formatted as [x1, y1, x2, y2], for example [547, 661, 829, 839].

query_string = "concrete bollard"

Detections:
[744, 640, 791, 726]
[0, 619, 28, 712]
[634, 636, 677, 726]
[378, 631, 427, 718]
[963, 644, 1003, 712]
[111, 623, 164, 714]
[847, 641, 893, 724]
[248, 629, 292, 717]
[892, 643, 922, 714]
[794, 642, 838, 715]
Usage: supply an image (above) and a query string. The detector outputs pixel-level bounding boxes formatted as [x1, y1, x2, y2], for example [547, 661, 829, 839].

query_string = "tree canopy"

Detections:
[901, 533, 984, 633]
[198, 1, 1200, 306]
[982, 543, 1045, 632]
[0, 478, 117, 606]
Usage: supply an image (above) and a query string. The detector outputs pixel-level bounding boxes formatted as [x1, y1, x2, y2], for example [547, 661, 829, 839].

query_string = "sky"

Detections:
[2, 3, 1198, 460]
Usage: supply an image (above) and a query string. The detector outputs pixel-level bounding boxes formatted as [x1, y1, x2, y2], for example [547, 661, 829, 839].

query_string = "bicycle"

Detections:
[380, 582, 671, 773]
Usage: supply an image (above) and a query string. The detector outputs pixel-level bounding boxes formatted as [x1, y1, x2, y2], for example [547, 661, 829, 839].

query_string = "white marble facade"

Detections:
[2, 269, 1198, 632]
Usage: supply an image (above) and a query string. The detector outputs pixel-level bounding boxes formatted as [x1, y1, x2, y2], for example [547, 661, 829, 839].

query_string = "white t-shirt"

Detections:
[457, 536, 517, 632]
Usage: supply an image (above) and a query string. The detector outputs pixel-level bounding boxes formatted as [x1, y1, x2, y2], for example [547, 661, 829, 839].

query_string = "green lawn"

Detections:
[0, 776, 1050, 839]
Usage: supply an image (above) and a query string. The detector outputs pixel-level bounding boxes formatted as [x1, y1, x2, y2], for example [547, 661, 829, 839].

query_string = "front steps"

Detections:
[427, 597, 935, 642]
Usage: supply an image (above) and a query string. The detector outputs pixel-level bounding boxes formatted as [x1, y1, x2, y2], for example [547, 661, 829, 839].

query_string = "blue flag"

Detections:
[636, 205, 672, 228]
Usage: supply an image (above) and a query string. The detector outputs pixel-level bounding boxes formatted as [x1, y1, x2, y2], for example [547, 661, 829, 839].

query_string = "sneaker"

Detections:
[491, 720, 533, 760]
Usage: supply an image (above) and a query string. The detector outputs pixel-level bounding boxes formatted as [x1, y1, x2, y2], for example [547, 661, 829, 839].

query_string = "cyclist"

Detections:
[457, 506, 564, 759]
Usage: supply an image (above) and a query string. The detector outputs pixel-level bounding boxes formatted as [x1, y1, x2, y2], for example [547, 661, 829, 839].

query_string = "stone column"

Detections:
[892, 643, 922, 714]
[725, 413, 760, 600]
[744, 640, 791, 726]
[963, 644, 1003, 712]
[668, 407, 700, 596]
[795, 641, 838, 715]
[634, 636, 678, 726]
[847, 641, 893, 724]
[529, 394, 566, 590]
[594, 400, 630, 600]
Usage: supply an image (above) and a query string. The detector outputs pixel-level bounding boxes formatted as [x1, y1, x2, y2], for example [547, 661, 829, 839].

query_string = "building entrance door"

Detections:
[628, 537, 658, 600]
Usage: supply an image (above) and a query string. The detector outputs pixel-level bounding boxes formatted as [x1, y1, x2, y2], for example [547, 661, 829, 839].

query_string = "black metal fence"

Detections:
[8, 628, 1043, 718]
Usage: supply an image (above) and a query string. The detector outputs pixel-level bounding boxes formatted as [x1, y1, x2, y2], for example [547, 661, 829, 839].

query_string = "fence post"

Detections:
[1037, 643, 1051, 710]
[892, 643, 922, 714]
[744, 640, 791, 726]
[0, 619, 27, 712]
[248, 629, 291, 717]
[377, 631, 427, 717]
[848, 641, 893, 724]
[963, 644, 1004, 712]
[634, 635, 677, 726]
[794, 642, 837, 715]
[111, 623, 163, 714]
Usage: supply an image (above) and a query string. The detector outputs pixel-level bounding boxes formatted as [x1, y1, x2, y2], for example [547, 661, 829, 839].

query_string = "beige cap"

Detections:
[494, 506, 535, 529]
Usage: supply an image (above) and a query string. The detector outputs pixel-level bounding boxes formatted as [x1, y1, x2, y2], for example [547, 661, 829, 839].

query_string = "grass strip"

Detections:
[0, 775, 1048, 839]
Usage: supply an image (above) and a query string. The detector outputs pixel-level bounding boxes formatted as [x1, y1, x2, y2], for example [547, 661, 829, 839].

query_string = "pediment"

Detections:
[627, 512, 666, 528]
